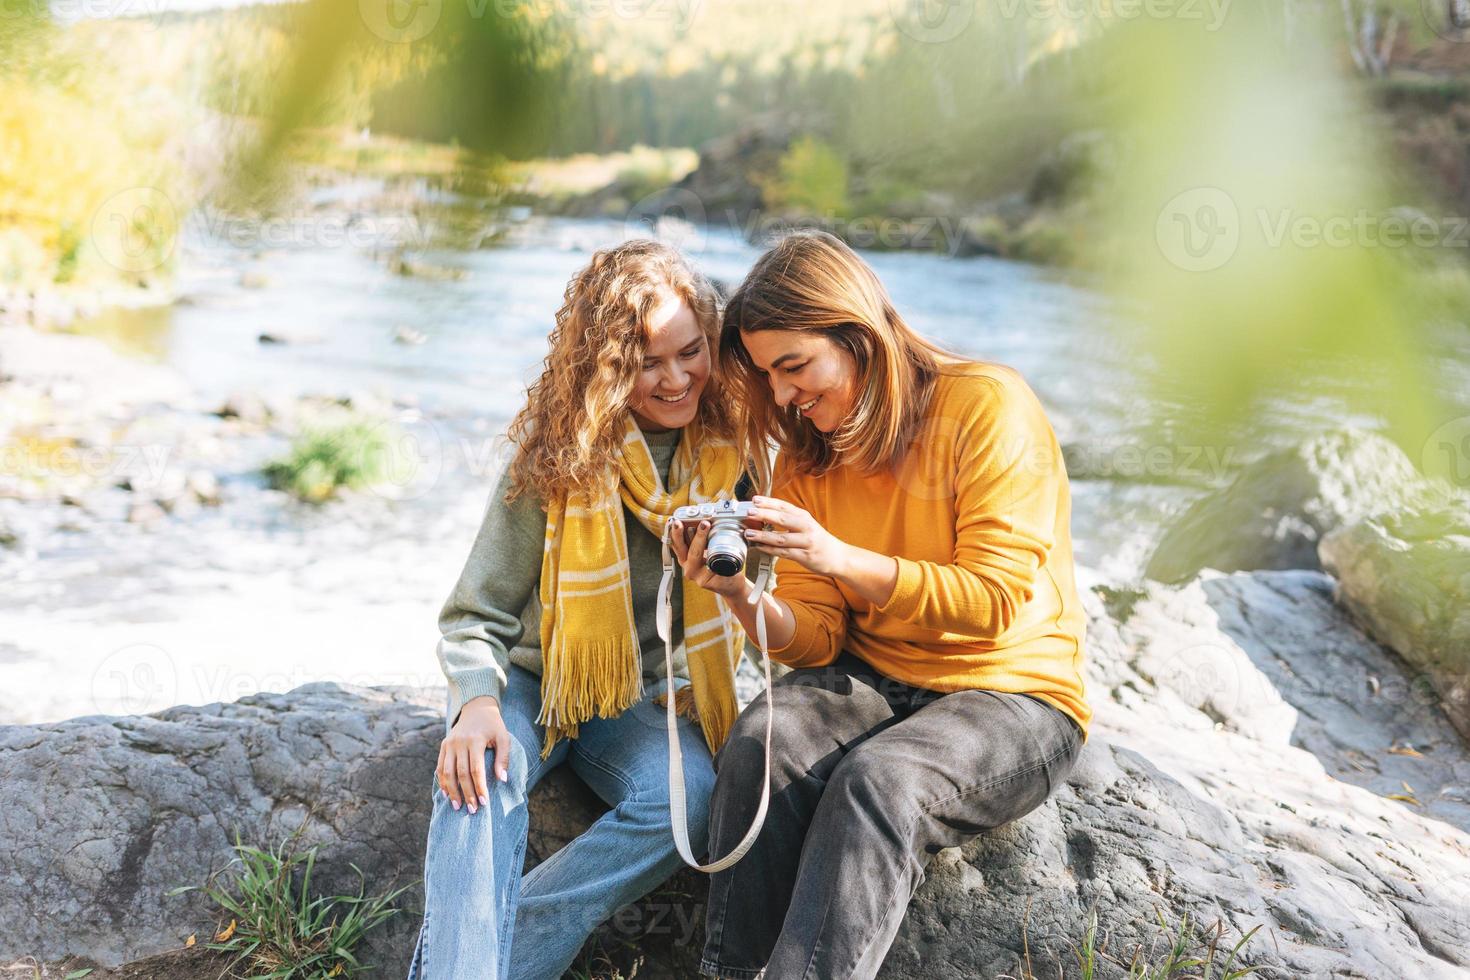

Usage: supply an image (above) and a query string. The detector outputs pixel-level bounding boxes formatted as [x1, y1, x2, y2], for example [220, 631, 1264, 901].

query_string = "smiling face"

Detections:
[628, 288, 712, 433]
[740, 329, 859, 433]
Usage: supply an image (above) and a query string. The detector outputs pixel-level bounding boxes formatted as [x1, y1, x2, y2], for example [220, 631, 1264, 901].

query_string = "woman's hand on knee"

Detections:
[438, 696, 512, 814]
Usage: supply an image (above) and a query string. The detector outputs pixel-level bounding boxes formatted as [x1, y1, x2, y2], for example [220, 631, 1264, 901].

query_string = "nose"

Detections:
[660, 360, 689, 391]
[770, 374, 795, 407]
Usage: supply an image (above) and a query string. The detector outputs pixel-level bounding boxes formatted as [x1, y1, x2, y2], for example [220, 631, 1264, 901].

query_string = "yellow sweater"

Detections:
[768, 361, 1091, 742]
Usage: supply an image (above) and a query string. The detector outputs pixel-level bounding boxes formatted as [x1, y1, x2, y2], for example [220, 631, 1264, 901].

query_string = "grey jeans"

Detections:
[699, 651, 1084, 980]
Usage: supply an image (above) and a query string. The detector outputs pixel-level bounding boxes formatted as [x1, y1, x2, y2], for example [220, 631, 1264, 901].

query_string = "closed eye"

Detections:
[784, 362, 808, 374]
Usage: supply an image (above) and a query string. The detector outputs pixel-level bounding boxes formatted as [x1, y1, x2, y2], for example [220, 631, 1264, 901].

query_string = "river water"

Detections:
[3, 209, 1444, 724]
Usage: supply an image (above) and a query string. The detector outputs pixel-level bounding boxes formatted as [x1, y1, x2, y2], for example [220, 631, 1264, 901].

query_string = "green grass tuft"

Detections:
[1007, 899, 1263, 980]
[261, 415, 409, 504]
[167, 817, 412, 980]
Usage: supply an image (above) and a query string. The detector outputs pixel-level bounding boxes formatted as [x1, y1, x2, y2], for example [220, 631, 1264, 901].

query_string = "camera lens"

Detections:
[705, 520, 746, 577]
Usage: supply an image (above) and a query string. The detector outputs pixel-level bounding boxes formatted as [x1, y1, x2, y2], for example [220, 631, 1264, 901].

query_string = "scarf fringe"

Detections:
[696, 692, 736, 759]
[537, 637, 643, 759]
[652, 683, 700, 720]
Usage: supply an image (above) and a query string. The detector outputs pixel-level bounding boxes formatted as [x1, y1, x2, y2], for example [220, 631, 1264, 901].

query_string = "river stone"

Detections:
[3, 569, 1469, 978]
[1319, 500, 1470, 744]
[1145, 428, 1454, 584]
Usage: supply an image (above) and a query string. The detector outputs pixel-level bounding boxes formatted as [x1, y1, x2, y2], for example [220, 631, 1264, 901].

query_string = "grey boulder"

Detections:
[2, 569, 1469, 978]
[1320, 499, 1470, 744]
[1145, 429, 1455, 584]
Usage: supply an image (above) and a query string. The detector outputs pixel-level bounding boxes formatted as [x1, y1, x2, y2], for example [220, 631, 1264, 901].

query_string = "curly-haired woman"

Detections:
[408, 240, 749, 980]
[672, 231, 1090, 980]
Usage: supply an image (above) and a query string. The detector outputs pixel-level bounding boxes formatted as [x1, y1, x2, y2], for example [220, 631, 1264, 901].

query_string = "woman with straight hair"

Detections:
[410, 239, 749, 980]
[671, 230, 1090, 980]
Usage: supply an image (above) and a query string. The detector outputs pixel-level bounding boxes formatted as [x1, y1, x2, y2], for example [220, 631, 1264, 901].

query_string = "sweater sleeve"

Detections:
[436, 459, 547, 728]
[766, 468, 849, 668]
[877, 376, 1062, 639]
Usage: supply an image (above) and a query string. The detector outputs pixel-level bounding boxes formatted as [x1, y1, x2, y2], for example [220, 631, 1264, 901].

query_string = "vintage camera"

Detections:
[673, 499, 758, 577]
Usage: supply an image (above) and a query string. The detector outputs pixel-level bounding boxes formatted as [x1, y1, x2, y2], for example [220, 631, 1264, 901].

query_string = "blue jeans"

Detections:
[408, 664, 717, 980]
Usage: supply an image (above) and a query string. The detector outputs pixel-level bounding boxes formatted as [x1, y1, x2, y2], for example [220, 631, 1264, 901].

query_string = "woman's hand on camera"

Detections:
[437, 695, 512, 814]
[741, 495, 852, 577]
[670, 518, 752, 600]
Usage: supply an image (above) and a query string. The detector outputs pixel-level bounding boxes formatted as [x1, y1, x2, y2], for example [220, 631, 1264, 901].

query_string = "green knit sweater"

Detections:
[436, 427, 688, 727]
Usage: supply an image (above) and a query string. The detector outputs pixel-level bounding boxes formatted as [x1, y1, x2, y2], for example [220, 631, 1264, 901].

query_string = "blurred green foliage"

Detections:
[760, 137, 851, 216]
[1, 12, 183, 287]
[263, 415, 410, 504]
[1084, 1, 1457, 458]
[3, 0, 1467, 470]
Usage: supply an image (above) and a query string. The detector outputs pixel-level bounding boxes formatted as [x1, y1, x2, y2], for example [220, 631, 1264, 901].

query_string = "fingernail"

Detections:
[499, 769, 508, 782]
[451, 799, 460, 811]
[479, 793, 489, 806]
[467, 802, 477, 814]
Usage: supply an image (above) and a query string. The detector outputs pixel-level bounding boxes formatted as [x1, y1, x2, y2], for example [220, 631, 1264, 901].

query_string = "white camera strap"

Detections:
[657, 526, 774, 872]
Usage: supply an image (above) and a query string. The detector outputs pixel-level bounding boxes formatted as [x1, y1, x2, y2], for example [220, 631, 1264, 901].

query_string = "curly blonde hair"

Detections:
[505, 239, 732, 504]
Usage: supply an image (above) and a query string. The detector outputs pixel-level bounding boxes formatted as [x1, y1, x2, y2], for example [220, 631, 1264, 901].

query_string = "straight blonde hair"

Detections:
[720, 231, 959, 486]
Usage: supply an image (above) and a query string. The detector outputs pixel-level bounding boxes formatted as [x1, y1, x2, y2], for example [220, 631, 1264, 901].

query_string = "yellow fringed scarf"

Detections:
[536, 414, 746, 759]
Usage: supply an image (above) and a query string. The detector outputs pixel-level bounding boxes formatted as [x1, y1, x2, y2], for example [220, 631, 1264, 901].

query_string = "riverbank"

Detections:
[0, 316, 500, 726]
